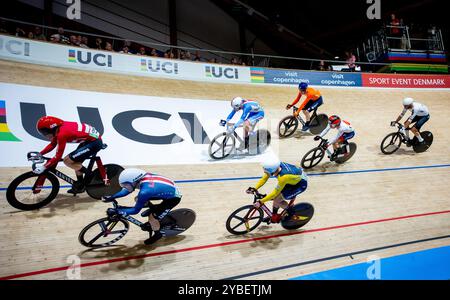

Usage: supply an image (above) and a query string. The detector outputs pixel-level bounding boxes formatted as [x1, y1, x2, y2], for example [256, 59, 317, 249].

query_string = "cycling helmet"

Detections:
[298, 82, 308, 91]
[36, 116, 64, 137]
[231, 97, 245, 111]
[118, 168, 147, 192]
[262, 157, 281, 175]
[402, 97, 414, 107]
[329, 115, 341, 128]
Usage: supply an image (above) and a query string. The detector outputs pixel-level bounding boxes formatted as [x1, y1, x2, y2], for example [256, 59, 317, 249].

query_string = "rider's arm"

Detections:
[233, 105, 251, 129]
[40, 137, 57, 155]
[290, 92, 302, 106]
[109, 187, 132, 199]
[255, 172, 270, 190]
[328, 129, 342, 145]
[44, 137, 67, 168]
[318, 124, 330, 138]
[116, 185, 151, 215]
[396, 108, 407, 123]
[226, 109, 236, 122]
[259, 175, 296, 203]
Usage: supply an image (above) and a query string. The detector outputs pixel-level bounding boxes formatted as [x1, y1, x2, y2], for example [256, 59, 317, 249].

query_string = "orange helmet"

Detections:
[36, 116, 64, 137]
[328, 115, 341, 128]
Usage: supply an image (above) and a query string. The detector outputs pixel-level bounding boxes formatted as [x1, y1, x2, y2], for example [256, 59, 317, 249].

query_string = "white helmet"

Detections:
[403, 97, 414, 106]
[231, 97, 244, 111]
[262, 157, 281, 175]
[118, 168, 146, 191]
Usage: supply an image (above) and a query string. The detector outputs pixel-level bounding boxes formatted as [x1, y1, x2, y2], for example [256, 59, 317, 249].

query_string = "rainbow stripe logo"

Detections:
[140, 59, 147, 71]
[205, 66, 212, 77]
[68, 49, 76, 63]
[0, 100, 21, 142]
[251, 68, 265, 83]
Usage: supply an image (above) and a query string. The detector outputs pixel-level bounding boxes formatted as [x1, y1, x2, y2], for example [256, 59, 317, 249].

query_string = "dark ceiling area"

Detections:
[212, 0, 448, 62]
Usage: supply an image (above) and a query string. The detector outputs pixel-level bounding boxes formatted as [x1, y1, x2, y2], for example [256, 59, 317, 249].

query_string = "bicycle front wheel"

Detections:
[381, 132, 402, 154]
[226, 205, 264, 235]
[208, 132, 236, 159]
[6, 171, 60, 210]
[301, 147, 325, 169]
[278, 116, 298, 138]
[79, 217, 129, 248]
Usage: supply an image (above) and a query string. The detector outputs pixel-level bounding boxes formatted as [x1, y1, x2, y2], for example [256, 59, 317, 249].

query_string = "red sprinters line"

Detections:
[1, 209, 449, 280]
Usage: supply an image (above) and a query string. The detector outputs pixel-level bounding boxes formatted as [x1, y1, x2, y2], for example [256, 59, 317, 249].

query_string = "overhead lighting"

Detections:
[247, 8, 254, 16]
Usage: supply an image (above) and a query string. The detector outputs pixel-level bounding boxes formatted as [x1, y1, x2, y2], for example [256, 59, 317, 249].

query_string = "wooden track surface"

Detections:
[0, 60, 449, 280]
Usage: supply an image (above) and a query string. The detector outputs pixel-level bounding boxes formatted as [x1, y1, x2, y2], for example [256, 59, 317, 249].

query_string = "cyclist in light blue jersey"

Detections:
[220, 97, 265, 150]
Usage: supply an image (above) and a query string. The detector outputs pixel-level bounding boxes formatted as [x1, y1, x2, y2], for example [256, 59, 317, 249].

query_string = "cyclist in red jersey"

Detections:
[34, 116, 104, 194]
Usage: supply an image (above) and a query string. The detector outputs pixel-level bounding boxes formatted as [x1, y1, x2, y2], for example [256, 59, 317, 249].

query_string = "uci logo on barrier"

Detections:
[140, 59, 179, 74]
[0, 37, 30, 56]
[1, 100, 210, 145]
[68, 49, 112, 67]
[205, 66, 239, 79]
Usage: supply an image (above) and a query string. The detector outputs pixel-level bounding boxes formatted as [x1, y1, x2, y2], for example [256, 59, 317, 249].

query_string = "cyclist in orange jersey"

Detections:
[286, 82, 324, 131]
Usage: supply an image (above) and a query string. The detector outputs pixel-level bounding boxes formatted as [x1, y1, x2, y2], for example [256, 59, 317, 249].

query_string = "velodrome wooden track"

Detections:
[0, 60, 449, 280]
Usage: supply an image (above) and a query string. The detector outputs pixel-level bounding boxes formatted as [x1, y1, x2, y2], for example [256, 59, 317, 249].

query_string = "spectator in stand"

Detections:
[317, 60, 326, 71]
[104, 42, 113, 51]
[95, 38, 103, 50]
[193, 51, 201, 62]
[389, 14, 401, 49]
[15, 27, 26, 37]
[120, 45, 130, 54]
[27, 31, 35, 39]
[0, 20, 8, 34]
[69, 35, 79, 46]
[50, 33, 60, 43]
[345, 51, 356, 72]
[80, 36, 89, 48]
[230, 57, 238, 65]
[209, 58, 218, 64]
[58, 27, 70, 44]
[137, 46, 147, 55]
[184, 50, 192, 60]
[164, 49, 175, 59]
[34, 27, 46, 41]
[150, 48, 159, 57]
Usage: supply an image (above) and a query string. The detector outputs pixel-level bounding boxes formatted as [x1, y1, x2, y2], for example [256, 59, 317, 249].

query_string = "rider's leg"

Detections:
[410, 115, 429, 143]
[144, 196, 181, 245]
[66, 139, 103, 192]
[303, 110, 311, 123]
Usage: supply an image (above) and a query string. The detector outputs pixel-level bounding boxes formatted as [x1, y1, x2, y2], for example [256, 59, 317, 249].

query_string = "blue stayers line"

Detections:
[1, 163, 450, 191]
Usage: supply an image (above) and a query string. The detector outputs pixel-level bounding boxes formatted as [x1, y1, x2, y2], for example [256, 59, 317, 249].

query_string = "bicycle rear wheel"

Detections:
[226, 205, 264, 235]
[381, 132, 402, 154]
[208, 132, 236, 159]
[281, 202, 314, 230]
[301, 147, 325, 169]
[278, 116, 298, 138]
[86, 164, 124, 199]
[412, 131, 433, 153]
[6, 171, 60, 210]
[309, 114, 328, 135]
[79, 217, 129, 248]
[335, 143, 357, 164]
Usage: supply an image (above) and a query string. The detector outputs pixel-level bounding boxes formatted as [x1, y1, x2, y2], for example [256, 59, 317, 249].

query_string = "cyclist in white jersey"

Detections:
[392, 98, 430, 145]
[315, 115, 355, 160]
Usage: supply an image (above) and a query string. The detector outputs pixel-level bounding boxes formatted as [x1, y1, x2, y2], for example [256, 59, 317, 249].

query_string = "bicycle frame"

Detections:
[109, 200, 144, 227]
[246, 193, 296, 229]
[29, 152, 110, 191]
[292, 106, 320, 126]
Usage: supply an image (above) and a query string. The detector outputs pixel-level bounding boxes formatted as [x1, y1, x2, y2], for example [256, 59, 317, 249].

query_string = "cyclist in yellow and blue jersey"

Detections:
[247, 158, 308, 223]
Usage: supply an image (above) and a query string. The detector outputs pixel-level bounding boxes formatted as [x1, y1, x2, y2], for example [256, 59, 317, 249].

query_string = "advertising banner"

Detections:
[0, 83, 274, 167]
[361, 73, 450, 88]
[0, 35, 251, 84]
[251, 67, 363, 87]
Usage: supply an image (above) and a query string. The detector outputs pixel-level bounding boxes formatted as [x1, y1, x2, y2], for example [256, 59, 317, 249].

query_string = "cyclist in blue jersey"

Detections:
[103, 168, 182, 245]
[220, 97, 265, 150]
